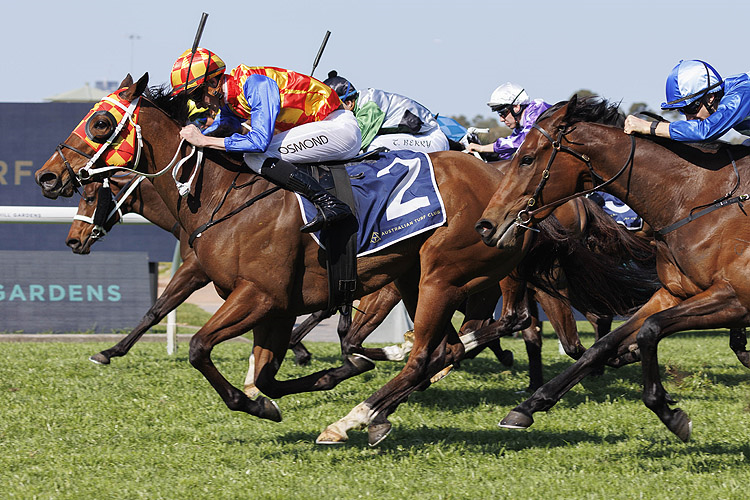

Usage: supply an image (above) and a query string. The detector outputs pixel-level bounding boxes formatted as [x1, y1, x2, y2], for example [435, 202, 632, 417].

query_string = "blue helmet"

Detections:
[661, 59, 723, 110]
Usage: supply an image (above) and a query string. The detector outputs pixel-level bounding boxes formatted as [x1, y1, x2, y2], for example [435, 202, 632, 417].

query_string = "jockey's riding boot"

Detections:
[260, 158, 352, 233]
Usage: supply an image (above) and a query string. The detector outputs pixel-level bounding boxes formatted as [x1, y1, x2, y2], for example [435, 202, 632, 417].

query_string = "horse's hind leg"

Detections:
[90, 257, 209, 365]
[729, 328, 750, 368]
[637, 284, 747, 442]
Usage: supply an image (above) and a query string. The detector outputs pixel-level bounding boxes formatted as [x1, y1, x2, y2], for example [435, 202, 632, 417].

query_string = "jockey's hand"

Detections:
[466, 143, 487, 153]
[179, 124, 226, 150]
[180, 124, 207, 147]
[623, 115, 649, 135]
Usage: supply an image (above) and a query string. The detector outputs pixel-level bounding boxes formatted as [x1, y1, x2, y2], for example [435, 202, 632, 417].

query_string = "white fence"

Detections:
[0, 206, 181, 353]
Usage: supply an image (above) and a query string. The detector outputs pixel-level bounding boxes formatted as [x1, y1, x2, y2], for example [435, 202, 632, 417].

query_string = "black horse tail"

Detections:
[517, 200, 659, 317]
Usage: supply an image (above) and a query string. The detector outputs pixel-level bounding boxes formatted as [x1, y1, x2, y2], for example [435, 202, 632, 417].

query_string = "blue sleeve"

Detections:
[223, 74, 281, 153]
[669, 83, 750, 142]
[202, 108, 239, 135]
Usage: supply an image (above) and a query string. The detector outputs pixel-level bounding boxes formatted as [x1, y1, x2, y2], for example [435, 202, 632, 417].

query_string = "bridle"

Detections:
[514, 122, 636, 231]
[73, 174, 147, 242]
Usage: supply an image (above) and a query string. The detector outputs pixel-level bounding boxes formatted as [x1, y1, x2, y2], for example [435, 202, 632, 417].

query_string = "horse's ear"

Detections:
[121, 72, 149, 100]
[119, 74, 134, 90]
[562, 94, 579, 125]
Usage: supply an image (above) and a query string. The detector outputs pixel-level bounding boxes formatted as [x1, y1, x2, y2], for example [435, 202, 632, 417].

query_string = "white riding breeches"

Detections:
[365, 127, 449, 154]
[243, 109, 362, 173]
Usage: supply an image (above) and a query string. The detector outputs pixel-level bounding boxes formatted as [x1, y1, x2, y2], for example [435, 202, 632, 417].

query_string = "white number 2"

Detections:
[376, 157, 430, 221]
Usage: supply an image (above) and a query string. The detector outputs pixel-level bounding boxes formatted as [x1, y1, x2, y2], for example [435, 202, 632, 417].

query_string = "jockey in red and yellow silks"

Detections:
[171, 48, 361, 233]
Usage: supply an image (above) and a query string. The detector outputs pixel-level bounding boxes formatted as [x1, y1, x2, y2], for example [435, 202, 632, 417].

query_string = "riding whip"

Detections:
[310, 30, 331, 77]
[185, 12, 209, 88]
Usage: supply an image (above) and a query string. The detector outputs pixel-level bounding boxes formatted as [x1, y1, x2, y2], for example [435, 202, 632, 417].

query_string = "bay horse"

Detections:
[35, 75, 652, 446]
[476, 94, 750, 442]
[69, 173, 616, 398]
[70, 148, 641, 398]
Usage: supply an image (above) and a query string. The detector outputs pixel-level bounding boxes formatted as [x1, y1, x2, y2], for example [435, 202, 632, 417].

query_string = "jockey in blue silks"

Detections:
[625, 59, 750, 142]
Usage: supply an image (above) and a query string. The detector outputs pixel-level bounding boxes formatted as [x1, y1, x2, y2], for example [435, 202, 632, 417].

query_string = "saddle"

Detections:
[299, 148, 388, 313]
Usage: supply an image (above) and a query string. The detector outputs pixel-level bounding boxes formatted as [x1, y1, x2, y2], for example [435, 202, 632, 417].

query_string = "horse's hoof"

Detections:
[499, 350, 514, 367]
[669, 408, 692, 443]
[89, 353, 110, 365]
[403, 330, 415, 344]
[295, 353, 312, 366]
[347, 354, 376, 373]
[316, 426, 348, 445]
[430, 364, 453, 384]
[256, 396, 282, 422]
[737, 351, 750, 369]
[499, 410, 533, 429]
[243, 384, 261, 399]
[368, 422, 392, 447]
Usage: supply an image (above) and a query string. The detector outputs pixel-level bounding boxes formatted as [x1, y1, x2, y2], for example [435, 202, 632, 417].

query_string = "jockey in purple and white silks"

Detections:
[625, 59, 750, 143]
[467, 82, 551, 159]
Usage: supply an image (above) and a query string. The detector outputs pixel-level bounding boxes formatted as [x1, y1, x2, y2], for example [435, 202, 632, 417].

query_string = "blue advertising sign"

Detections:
[0, 103, 175, 261]
[0, 251, 153, 333]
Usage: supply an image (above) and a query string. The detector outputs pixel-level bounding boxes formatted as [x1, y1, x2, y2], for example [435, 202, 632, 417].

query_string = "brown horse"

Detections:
[35, 76, 652, 446]
[70, 155, 633, 398]
[476, 94, 750, 442]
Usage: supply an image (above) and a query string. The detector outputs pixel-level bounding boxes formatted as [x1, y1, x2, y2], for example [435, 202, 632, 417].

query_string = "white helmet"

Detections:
[487, 82, 530, 108]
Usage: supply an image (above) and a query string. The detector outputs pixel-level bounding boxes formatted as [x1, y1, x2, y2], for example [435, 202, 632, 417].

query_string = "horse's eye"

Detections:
[520, 155, 534, 166]
[85, 196, 96, 204]
[85, 111, 116, 143]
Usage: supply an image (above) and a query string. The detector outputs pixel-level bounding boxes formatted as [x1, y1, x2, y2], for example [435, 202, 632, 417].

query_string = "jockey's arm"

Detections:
[623, 116, 669, 138]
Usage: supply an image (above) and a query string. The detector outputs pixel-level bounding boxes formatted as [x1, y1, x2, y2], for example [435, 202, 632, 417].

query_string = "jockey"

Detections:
[322, 70, 449, 153]
[170, 48, 362, 234]
[467, 82, 551, 159]
[624, 59, 750, 142]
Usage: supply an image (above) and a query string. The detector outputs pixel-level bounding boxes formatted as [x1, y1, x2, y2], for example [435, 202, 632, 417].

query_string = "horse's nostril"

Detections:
[66, 239, 80, 250]
[475, 219, 496, 238]
[37, 172, 59, 188]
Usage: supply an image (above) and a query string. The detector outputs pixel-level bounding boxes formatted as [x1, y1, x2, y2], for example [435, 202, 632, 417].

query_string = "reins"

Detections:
[188, 175, 281, 247]
[514, 123, 636, 231]
[516, 120, 748, 237]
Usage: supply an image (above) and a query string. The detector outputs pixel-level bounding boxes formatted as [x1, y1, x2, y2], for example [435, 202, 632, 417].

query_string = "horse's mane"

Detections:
[144, 84, 191, 125]
[539, 95, 625, 128]
[143, 84, 245, 167]
[518, 198, 658, 316]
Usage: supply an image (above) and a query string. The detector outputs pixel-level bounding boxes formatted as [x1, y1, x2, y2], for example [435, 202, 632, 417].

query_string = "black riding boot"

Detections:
[260, 158, 352, 233]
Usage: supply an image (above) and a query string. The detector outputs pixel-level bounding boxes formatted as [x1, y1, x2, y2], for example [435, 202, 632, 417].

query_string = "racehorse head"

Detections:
[35, 73, 150, 199]
[66, 180, 119, 254]
[475, 95, 627, 250]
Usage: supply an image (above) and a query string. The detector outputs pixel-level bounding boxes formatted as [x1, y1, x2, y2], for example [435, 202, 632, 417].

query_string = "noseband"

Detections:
[514, 123, 636, 230]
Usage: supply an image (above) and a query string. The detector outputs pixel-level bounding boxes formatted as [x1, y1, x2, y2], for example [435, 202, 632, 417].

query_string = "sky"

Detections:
[3, 0, 748, 121]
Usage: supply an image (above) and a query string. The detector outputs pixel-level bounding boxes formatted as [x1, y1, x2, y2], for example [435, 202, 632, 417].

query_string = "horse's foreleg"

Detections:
[343, 283, 409, 361]
[499, 287, 679, 430]
[90, 257, 210, 365]
[188, 281, 282, 422]
[536, 288, 585, 360]
[318, 278, 456, 446]
[729, 327, 750, 368]
[637, 284, 748, 442]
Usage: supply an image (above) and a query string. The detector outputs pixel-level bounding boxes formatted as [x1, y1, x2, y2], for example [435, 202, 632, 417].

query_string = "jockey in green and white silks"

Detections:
[323, 71, 449, 153]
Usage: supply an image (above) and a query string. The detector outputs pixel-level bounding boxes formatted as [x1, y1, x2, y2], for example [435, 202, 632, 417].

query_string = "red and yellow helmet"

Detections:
[170, 48, 226, 96]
